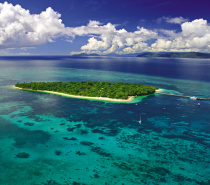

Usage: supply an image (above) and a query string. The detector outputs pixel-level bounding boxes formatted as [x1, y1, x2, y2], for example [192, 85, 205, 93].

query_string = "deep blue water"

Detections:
[1, 56, 210, 82]
[0, 56, 209, 185]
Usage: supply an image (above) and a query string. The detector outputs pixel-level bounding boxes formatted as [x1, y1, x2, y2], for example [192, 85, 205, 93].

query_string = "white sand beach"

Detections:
[13, 86, 135, 102]
[155, 88, 164, 92]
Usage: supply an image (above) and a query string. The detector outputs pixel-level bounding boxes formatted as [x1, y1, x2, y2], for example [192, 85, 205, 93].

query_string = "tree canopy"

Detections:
[15, 81, 158, 99]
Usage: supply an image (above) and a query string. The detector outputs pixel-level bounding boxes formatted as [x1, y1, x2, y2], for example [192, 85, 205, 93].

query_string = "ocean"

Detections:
[0, 56, 209, 185]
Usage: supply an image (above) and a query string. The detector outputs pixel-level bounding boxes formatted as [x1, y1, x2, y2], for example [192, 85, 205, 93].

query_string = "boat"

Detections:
[190, 96, 198, 100]
[139, 115, 142, 124]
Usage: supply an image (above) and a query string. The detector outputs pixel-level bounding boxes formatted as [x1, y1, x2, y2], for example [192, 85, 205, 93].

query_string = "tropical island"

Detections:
[15, 81, 158, 102]
[137, 52, 210, 59]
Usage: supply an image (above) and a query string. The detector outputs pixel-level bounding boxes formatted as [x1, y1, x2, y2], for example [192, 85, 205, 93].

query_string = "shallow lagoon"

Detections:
[0, 57, 209, 185]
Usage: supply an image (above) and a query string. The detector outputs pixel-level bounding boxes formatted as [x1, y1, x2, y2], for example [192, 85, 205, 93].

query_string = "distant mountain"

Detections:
[71, 53, 99, 57]
[137, 52, 210, 59]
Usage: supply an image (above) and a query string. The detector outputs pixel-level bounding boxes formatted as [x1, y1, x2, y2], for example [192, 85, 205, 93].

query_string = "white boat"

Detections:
[139, 115, 142, 124]
[190, 96, 198, 100]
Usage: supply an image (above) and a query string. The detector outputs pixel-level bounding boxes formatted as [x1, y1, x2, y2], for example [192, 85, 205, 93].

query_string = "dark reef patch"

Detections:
[55, 150, 62, 156]
[113, 162, 132, 171]
[16, 152, 30, 158]
[91, 127, 120, 137]
[27, 115, 46, 122]
[80, 141, 94, 146]
[75, 124, 81, 128]
[43, 180, 61, 185]
[80, 129, 88, 134]
[151, 167, 170, 176]
[161, 132, 210, 147]
[67, 127, 75, 132]
[91, 146, 111, 157]
[76, 151, 86, 156]
[92, 128, 106, 134]
[93, 173, 100, 178]
[86, 118, 122, 137]
[63, 137, 78, 141]
[106, 129, 119, 136]
[172, 174, 188, 182]
[24, 122, 34, 126]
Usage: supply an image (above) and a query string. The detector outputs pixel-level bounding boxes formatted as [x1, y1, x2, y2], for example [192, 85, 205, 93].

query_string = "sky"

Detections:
[0, 0, 210, 55]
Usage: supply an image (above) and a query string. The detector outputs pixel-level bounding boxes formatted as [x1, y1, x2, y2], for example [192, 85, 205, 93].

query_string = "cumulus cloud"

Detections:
[71, 24, 157, 54]
[81, 37, 110, 51]
[0, 2, 71, 49]
[1, 2, 210, 54]
[0, 2, 158, 54]
[76, 18, 210, 54]
[68, 18, 210, 54]
[151, 19, 210, 52]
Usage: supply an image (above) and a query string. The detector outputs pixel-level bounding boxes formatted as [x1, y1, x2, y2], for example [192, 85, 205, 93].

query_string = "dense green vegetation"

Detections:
[137, 52, 210, 59]
[15, 81, 158, 99]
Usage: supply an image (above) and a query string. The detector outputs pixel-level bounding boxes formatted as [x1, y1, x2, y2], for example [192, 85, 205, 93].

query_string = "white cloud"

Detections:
[73, 24, 157, 54]
[103, 45, 118, 54]
[158, 16, 189, 24]
[1, 2, 210, 55]
[181, 19, 209, 37]
[0, 2, 70, 49]
[73, 18, 210, 54]
[0, 2, 158, 54]
[69, 21, 117, 37]
[151, 19, 210, 52]
[81, 37, 110, 51]
[120, 42, 148, 54]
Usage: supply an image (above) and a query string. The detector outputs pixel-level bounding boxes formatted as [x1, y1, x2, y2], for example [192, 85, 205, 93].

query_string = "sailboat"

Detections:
[139, 114, 142, 124]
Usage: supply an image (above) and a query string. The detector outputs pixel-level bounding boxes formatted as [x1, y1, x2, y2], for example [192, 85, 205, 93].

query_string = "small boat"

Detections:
[190, 96, 198, 100]
[139, 115, 142, 124]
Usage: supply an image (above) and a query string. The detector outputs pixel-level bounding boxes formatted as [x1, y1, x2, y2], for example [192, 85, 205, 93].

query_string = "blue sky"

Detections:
[0, 0, 210, 55]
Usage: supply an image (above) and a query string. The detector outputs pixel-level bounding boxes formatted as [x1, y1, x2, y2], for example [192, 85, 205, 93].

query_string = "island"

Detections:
[137, 52, 210, 59]
[71, 53, 99, 57]
[15, 81, 158, 102]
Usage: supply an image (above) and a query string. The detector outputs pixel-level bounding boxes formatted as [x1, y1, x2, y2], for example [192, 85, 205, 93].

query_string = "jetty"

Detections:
[156, 92, 210, 100]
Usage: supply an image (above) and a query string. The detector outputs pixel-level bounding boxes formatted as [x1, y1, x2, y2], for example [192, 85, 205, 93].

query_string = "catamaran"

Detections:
[190, 96, 198, 100]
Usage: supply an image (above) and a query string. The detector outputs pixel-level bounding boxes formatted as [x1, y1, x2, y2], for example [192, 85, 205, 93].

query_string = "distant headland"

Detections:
[14, 81, 158, 102]
[137, 52, 210, 59]
[71, 53, 99, 57]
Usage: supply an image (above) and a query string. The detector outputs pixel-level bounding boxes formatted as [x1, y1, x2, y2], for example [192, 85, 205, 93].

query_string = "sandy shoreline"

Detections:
[13, 86, 135, 102]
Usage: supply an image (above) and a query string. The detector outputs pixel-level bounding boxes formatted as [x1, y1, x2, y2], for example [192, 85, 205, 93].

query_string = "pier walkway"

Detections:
[156, 92, 210, 100]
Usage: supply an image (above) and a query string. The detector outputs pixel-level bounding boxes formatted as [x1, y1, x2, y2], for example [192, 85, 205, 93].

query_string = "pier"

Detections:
[156, 92, 210, 100]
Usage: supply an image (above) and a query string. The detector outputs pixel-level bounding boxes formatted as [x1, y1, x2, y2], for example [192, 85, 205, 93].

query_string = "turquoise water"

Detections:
[0, 57, 209, 184]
